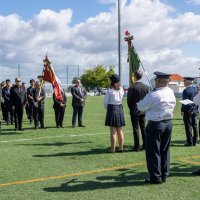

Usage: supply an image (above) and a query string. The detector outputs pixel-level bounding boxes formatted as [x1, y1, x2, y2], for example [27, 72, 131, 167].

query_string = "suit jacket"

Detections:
[2, 86, 11, 105]
[181, 85, 198, 113]
[32, 88, 46, 108]
[71, 85, 87, 107]
[27, 86, 34, 104]
[127, 82, 149, 115]
[53, 91, 67, 109]
[0, 89, 2, 114]
[10, 85, 27, 107]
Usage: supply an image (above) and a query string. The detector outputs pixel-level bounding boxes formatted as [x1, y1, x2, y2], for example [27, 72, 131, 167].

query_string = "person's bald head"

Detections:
[76, 79, 81, 87]
[15, 77, 21, 87]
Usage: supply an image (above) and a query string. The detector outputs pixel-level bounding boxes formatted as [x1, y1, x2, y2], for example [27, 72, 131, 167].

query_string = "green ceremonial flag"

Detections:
[128, 46, 140, 86]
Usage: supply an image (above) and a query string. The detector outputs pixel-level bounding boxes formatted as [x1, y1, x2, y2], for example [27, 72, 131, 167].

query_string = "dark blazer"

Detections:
[10, 85, 27, 107]
[32, 88, 46, 108]
[2, 87, 11, 105]
[127, 82, 149, 115]
[53, 91, 67, 108]
[71, 85, 87, 107]
[181, 85, 198, 113]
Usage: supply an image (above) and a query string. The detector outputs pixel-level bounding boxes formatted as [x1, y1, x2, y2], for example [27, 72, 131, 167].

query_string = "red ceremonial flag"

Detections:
[42, 55, 63, 102]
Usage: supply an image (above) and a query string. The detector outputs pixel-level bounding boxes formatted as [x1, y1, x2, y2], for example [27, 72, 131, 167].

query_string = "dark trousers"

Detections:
[28, 102, 34, 121]
[14, 106, 23, 129]
[4, 104, 14, 125]
[54, 106, 65, 127]
[145, 120, 172, 182]
[33, 106, 44, 128]
[131, 114, 146, 149]
[183, 112, 198, 145]
[72, 106, 83, 126]
[1, 102, 5, 120]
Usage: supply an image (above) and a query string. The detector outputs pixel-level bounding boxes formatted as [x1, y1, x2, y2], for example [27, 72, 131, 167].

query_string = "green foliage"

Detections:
[80, 65, 114, 89]
[0, 97, 200, 200]
[71, 77, 79, 84]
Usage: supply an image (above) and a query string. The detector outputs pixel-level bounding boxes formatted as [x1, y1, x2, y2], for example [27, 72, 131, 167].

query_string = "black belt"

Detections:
[149, 119, 172, 123]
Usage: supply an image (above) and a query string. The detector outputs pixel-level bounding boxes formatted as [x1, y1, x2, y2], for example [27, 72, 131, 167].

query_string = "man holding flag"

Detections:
[125, 31, 149, 151]
[127, 71, 149, 151]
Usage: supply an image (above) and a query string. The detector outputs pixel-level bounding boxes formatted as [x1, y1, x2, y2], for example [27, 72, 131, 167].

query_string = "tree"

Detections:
[80, 65, 115, 89]
[72, 77, 79, 84]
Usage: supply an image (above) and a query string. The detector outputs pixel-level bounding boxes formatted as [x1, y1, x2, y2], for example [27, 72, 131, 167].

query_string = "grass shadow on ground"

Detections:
[43, 163, 197, 193]
[0, 131, 24, 135]
[34, 148, 109, 157]
[18, 142, 92, 147]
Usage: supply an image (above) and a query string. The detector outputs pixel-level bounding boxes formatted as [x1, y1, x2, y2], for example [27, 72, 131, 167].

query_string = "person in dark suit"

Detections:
[10, 77, 27, 131]
[138, 72, 176, 184]
[1, 81, 6, 121]
[32, 81, 46, 129]
[2, 79, 14, 125]
[53, 90, 67, 128]
[0, 88, 2, 132]
[27, 79, 35, 124]
[71, 79, 87, 128]
[181, 77, 198, 146]
[127, 70, 149, 151]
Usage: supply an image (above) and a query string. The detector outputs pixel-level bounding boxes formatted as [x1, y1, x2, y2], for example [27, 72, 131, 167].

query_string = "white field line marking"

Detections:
[0, 131, 132, 143]
[45, 114, 130, 117]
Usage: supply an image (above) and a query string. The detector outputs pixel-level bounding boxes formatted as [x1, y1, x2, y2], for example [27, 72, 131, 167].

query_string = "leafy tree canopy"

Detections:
[80, 65, 115, 89]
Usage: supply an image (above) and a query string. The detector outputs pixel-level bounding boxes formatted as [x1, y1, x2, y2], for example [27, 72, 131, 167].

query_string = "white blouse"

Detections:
[104, 87, 124, 109]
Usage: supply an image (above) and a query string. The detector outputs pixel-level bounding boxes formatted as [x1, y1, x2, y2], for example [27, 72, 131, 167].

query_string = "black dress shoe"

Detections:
[78, 125, 85, 127]
[116, 149, 123, 153]
[131, 147, 140, 152]
[162, 177, 166, 183]
[192, 169, 200, 175]
[18, 128, 24, 131]
[145, 179, 162, 184]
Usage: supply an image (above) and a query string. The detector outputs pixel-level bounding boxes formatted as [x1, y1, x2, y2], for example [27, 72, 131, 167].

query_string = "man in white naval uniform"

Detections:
[138, 72, 176, 184]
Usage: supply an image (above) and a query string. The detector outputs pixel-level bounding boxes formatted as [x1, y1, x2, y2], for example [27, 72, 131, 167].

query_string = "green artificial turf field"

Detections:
[0, 96, 200, 200]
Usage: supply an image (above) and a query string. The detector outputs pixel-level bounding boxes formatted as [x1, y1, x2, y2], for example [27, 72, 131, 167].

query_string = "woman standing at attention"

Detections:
[104, 74, 125, 153]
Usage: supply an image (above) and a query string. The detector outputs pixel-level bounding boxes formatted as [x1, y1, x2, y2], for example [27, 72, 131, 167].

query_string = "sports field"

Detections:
[0, 96, 200, 200]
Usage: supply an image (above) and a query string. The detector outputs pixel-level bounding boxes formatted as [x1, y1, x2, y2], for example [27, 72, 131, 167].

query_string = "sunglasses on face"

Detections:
[16, 80, 21, 82]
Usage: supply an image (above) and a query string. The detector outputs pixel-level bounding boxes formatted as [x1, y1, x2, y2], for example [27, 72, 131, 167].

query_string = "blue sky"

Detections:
[0, 0, 200, 84]
[0, 0, 112, 25]
[0, 0, 200, 23]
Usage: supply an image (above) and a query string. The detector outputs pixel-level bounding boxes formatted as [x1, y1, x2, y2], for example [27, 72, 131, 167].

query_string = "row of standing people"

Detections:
[0, 78, 87, 131]
[104, 71, 200, 184]
[0, 78, 45, 131]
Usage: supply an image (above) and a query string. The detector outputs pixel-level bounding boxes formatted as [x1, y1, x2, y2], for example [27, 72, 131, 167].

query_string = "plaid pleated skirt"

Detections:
[105, 104, 125, 127]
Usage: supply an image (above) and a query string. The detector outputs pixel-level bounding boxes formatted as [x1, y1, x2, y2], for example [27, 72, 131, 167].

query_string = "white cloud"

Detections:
[187, 0, 200, 5]
[0, 0, 200, 85]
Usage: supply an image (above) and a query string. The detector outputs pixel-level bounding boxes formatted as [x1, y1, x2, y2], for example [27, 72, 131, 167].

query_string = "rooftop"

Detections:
[170, 74, 184, 82]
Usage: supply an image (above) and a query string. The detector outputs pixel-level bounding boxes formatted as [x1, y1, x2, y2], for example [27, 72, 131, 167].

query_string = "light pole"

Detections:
[118, 0, 122, 81]
[66, 65, 80, 84]
[18, 64, 21, 77]
[66, 65, 69, 84]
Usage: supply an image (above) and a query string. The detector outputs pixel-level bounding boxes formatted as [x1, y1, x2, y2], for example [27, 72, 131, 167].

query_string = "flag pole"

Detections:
[118, 0, 122, 81]
[132, 45, 153, 90]
[139, 61, 153, 90]
[125, 31, 153, 90]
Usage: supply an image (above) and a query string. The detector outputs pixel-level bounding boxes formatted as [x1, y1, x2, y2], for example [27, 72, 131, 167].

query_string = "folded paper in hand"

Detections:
[179, 99, 194, 105]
